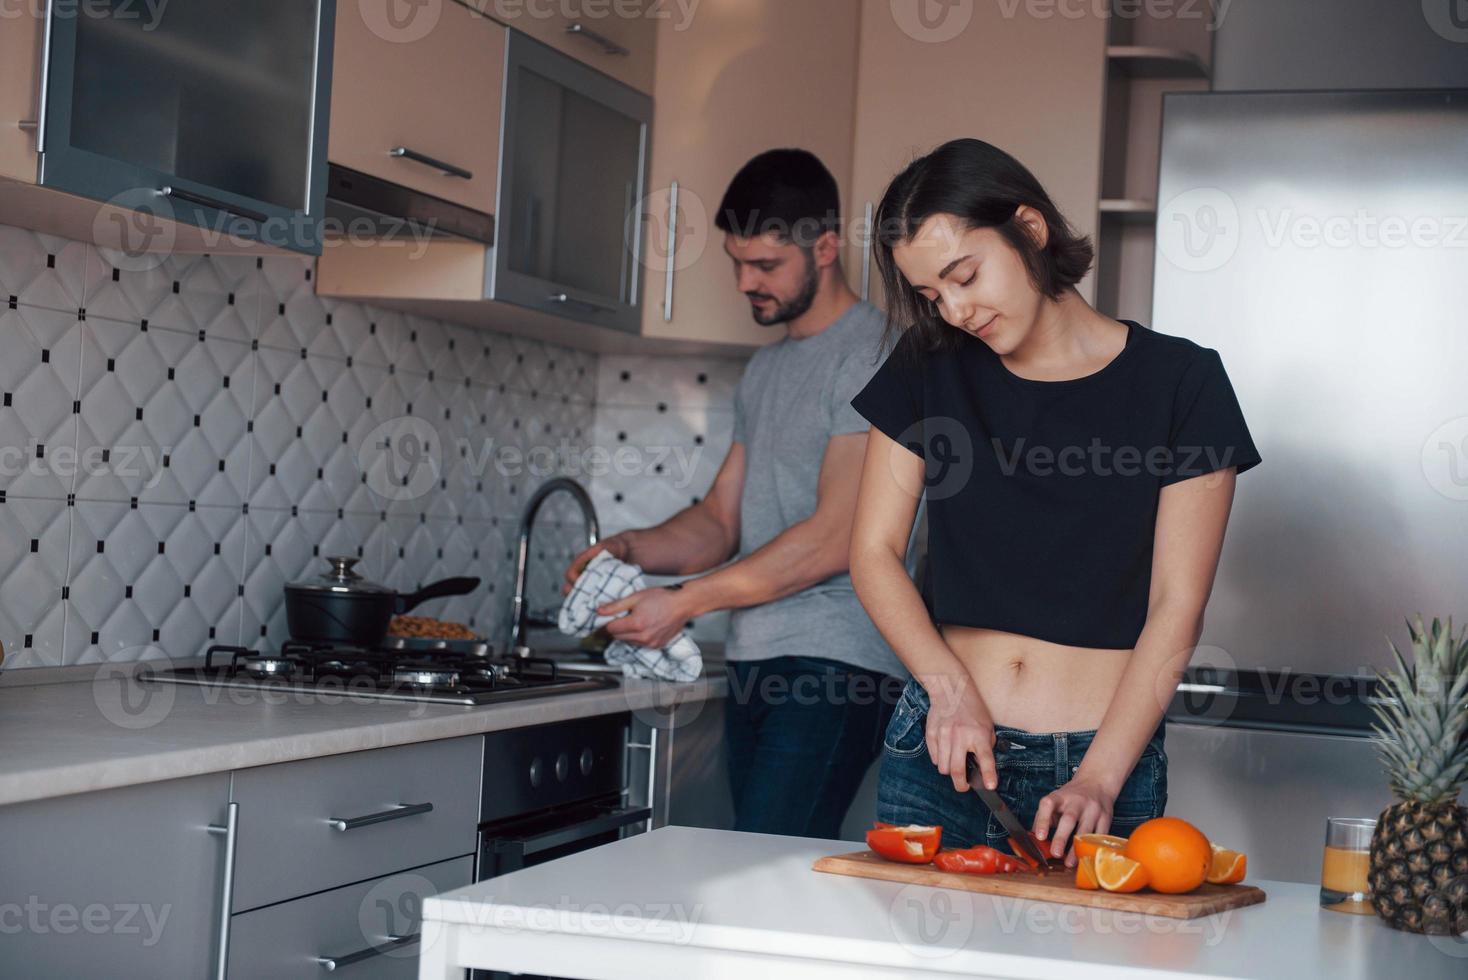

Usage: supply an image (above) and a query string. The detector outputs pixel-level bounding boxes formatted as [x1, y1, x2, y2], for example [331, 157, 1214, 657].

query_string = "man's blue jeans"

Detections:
[724, 655, 904, 838]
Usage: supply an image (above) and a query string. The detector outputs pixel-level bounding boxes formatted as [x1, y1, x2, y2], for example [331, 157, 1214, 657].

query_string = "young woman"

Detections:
[848, 139, 1260, 868]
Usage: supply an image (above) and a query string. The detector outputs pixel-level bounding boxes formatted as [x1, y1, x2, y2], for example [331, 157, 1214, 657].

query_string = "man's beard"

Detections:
[747, 254, 819, 326]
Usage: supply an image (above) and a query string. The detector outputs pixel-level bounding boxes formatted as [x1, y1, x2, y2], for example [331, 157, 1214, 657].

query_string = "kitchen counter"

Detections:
[417, 826, 1467, 980]
[0, 668, 726, 806]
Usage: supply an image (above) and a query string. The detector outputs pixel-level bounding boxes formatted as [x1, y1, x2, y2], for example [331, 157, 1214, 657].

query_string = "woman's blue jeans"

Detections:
[875, 678, 1168, 852]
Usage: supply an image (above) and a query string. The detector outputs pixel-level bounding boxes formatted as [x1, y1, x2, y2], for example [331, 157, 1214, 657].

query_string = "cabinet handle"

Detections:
[158, 186, 268, 224]
[860, 201, 874, 302]
[625, 729, 659, 831]
[207, 802, 240, 980]
[17, 120, 38, 132]
[662, 181, 679, 323]
[326, 801, 434, 832]
[546, 292, 616, 314]
[564, 23, 629, 57]
[315, 933, 419, 971]
[388, 146, 473, 181]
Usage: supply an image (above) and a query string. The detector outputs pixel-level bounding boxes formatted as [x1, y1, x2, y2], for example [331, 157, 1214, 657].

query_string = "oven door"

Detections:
[477, 795, 653, 880]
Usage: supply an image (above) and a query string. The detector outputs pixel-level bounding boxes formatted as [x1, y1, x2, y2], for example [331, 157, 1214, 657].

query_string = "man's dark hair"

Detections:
[716, 149, 842, 249]
[874, 138, 1094, 354]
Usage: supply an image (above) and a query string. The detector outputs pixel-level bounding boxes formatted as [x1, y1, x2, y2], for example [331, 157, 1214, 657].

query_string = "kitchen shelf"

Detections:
[1099, 198, 1156, 221]
[1106, 45, 1209, 80]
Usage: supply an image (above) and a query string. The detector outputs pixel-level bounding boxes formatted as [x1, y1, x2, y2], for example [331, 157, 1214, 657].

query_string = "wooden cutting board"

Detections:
[814, 850, 1266, 919]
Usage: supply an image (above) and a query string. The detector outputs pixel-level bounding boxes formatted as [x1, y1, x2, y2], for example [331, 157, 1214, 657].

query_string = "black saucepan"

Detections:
[284, 556, 480, 647]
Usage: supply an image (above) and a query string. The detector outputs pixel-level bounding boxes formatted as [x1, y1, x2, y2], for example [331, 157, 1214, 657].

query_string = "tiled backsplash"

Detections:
[1, 221, 748, 670]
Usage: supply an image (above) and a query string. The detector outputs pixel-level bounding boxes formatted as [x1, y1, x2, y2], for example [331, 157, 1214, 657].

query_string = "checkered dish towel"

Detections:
[557, 550, 702, 683]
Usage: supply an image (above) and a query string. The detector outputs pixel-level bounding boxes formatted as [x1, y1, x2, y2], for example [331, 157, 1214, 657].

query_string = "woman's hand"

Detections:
[924, 676, 996, 794]
[1031, 773, 1117, 868]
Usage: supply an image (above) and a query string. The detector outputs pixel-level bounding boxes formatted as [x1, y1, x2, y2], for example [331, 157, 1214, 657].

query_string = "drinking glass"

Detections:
[1320, 817, 1376, 914]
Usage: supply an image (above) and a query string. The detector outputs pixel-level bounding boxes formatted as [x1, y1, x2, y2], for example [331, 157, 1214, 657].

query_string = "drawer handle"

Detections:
[158, 186, 268, 224]
[546, 292, 616, 314]
[206, 802, 240, 980]
[315, 933, 419, 971]
[326, 801, 434, 832]
[564, 22, 629, 57]
[388, 146, 473, 181]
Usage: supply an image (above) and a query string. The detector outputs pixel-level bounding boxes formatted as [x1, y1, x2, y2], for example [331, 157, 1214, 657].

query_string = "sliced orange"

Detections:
[1206, 843, 1247, 884]
[1124, 817, 1211, 894]
[1075, 854, 1099, 890]
[1093, 848, 1150, 893]
[1073, 833, 1129, 861]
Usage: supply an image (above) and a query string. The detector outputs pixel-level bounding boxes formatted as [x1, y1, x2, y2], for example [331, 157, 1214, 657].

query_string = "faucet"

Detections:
[510, 477, 600, 656]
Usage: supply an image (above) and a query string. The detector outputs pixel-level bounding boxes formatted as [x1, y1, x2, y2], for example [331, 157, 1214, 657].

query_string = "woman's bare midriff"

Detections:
[940, 625, 1133, 733]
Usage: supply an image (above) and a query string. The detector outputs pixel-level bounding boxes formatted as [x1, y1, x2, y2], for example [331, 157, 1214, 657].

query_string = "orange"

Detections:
[1075, 855, 1099, 890]
[1073, 833, 1129, 861]
[1207, 843, 1247, 885]
[1092, 848, 1149, 893]
[1124, 817, 1212, 894]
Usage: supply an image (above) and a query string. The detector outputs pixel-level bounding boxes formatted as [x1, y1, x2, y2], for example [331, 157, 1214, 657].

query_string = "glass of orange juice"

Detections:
[1320, 817, 1375, 914]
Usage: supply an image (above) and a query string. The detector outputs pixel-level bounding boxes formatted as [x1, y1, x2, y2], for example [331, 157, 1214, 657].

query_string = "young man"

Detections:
[564, 149, 911, 838]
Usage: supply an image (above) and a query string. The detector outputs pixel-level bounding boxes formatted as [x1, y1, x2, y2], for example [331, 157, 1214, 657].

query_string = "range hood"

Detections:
[323, 164, 495, 245]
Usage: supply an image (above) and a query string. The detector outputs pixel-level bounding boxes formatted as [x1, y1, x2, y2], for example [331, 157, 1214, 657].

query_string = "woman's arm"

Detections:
[850, 427, 1003, 793]
[1032, 468, 1239, 865]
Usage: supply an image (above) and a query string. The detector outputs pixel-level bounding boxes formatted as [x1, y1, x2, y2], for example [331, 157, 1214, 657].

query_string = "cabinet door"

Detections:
[0, 773, 232, 979]
[0, 6, 41, 182]
[638, 0, 861, 348]
[329, 0, 506, 215]
[477, 0, 657, 94]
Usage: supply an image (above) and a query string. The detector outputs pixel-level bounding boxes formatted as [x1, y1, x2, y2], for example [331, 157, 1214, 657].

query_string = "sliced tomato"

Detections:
[866, 824, 942, 864]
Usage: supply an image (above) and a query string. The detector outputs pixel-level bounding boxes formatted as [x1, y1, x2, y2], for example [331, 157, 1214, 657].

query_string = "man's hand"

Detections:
[563, 533, 636, 595]
[596, 585, 693, 650]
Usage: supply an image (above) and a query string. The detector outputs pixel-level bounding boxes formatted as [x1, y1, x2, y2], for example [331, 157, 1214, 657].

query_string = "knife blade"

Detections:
[965, 750, 1063, 874]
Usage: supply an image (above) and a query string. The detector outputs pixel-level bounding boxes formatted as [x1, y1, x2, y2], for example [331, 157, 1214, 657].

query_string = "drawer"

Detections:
[230, 736, 481, 912]
[477, 1, 657, 94]
[228, 855, 472, 980]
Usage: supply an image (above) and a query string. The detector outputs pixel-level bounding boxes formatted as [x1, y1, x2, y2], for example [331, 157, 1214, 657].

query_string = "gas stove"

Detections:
[143, 643, 619, 705]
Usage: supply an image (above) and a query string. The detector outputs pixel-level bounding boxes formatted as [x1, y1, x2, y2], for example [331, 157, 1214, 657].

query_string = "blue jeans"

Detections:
[876, 679, 1168, 852]
[724, 656, 904, 838]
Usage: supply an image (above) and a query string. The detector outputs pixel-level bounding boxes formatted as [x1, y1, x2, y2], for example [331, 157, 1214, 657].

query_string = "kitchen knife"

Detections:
[964, 751, 1064, 874]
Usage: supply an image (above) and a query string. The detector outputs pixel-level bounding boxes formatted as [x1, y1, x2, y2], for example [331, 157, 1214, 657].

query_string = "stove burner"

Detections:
[242, 657, 295, 678]
[394, 666, 462, 687]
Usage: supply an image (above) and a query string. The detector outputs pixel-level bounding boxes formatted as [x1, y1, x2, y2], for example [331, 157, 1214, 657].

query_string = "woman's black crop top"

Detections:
[850, 320, 1260, 650]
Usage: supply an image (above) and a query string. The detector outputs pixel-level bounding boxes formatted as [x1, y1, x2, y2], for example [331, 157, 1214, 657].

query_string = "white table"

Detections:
[418, 826, 1468, 979]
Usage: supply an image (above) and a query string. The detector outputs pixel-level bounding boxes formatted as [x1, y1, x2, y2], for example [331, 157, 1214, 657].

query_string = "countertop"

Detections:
[418, 826, 1468, 980]
[0, 667, 726, 807]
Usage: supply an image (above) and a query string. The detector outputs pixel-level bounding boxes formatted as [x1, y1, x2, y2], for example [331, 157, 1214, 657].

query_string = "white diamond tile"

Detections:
[65, 500, 246, 664]
[597, 352, 745, 409]
[392, 314, 458, 380]
[0, 227, 87, 314]
[0, 305, 84, 499]
[319, 297, 394, 368]
[0, 498, 70, 667]
[84, 251, 261, 344]
[257, 255, 330, 353]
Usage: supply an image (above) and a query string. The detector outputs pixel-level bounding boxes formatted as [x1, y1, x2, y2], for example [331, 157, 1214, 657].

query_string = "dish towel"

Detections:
[558, 550, 703, 683]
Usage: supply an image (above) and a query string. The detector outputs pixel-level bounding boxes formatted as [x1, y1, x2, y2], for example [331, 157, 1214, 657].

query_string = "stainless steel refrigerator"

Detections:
[1151, 89, 1468, 882]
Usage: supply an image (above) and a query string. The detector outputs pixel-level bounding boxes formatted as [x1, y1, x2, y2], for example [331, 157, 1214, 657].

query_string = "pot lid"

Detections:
[286, 556, 395, 595]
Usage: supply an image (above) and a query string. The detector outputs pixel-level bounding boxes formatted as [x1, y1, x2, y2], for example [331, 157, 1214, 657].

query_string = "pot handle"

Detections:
[395, 577, 481, 613]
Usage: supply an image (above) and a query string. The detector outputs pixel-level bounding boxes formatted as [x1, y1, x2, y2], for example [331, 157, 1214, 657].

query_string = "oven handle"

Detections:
[490, 804, 653, 860]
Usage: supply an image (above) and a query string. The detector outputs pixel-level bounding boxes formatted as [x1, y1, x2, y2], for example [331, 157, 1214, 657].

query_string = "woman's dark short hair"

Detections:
[873, 138, 1093, 353]
[716, 148, 842, 249]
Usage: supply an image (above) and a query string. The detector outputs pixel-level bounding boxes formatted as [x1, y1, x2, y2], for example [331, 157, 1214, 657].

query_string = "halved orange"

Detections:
[1093, 848, 1150, 893]
[1206, 843, 1247, 884]
[1075, 854, 1099, 890]
[1073, 833, 1129, 861]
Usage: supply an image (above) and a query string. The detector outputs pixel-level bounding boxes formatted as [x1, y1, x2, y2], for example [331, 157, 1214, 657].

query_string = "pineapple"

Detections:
[1367, 615, 1468, 936]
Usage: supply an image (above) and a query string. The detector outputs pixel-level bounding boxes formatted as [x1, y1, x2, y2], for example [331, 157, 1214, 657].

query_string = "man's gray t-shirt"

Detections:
[727, 300, 912, 679]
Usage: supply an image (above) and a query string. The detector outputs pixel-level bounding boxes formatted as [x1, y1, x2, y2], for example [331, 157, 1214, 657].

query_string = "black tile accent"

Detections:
[129, 497, 138, 509]
[72, 400, 80, 414]
[620, 370, 630, 381]
[157, 541, 165, 554]
[208, 627, 216, 639]
[28, 539, 37, 553]
[213, 543, 221, 555]
[135, 407, 143, 421]
[23, 634, 31, 648]
[125, 585, 132, 598]
[694, 435, 704, 445]
[90, 631, 99, 645]
[112, 268, 120, 282]
[697, 372, 708, 384]
[194, 414, 201, 427]
[96, 540, 104, 554]
[183, 584, 190, 598]
[61, 586, 69, 599]
[152, 629, 160, 642]
[167, 367, 174, 380]
[40, 349, 48, 363]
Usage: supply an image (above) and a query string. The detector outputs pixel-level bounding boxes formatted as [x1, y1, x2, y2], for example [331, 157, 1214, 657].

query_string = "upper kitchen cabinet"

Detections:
[638, 0, 860, 348]
[474, 0, 658, 94]
[14, 0, 336, 255]
[328, 0, 505, 218]
[845, 0, 1108, 307]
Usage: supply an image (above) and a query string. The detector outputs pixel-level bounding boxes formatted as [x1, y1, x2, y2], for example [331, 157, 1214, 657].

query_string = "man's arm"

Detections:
[564, 443, 746, 589]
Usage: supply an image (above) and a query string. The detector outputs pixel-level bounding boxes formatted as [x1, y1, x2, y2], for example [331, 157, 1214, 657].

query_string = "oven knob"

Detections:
[580, 747, 594, 775]
[555, 752, 569, 782]
[529, 757, 543, 788]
